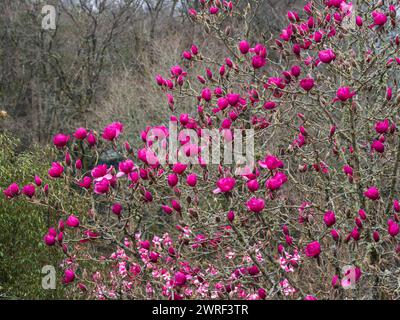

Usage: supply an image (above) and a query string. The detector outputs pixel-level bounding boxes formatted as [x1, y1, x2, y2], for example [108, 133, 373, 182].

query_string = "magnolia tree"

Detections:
[4, 0, 400, 300]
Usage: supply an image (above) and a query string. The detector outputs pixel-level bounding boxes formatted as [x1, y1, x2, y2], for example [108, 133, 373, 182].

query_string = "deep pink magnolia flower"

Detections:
[155, 74, 164, 86]
[217, 97, 229, 110]
[56, 231, 63, 243]
[188, 8, 197, 17]
[57, 231, 63, 243]
[313, 31, 323, 43]
[227, 210, 235, 222]
[266, 172, 288, 191]
[375, 119, 389, 134]
[247, 265, 260, 276]
[304, 295, 317, 300]
[117, 159, 135, 177]
[167, 174, 179, 187]
[229, 110, 239, 121]
[388, 219, 399, 237]
[358, 209, 367, 220]
[149, 251, 159, 263]
[387, 87, 393, 101]
[293, 133, 306, 148]
[3, 182, 20, 199]
[252, 55, 266, 69]
[258, 288, 267, 299]
[65, 152, 71, 166]
[170, 65, 183, 77]
[351, 227, 361, 241]
[66, 215, 80, 228]
[128, 171, 139, 186]
[182, 51, 192, 60]
[74, 127, 88, 140]
[263, 101, 277, 110]
[53, 134, 70, 149]
[201, 88, 212, 102]
[219, 64, 226, 76]
[186, 173, 197, 187]
[179, 114, 189, 126]
[287, 10, 300, 22]
[259, 155, 284, 170]
[209, 6, 219, 14]
[161, 205, 173, 215]
[335, 86, 355, 101]
[247, 179, 259, 192]
[305, 241, 321, 258]
[48, 162, 64, 178]
[191, 44, 198, 55]
[22, 184, 35, 198]
[140, 240, 150, 250]
[373, 231, 380, 242]
[75, 159, 82, 170]
[112, 203, 123, 216]
[172, 163, 187, 175]
[280, 26, 293, 41]
[331, 229, 340, 241]
[364, 187, 380, 200]
[332, 275, 340, 288]
[371, 140, 385, 153]
[343, 165, 353, 176]
[324, 211, 336, 227]
[266, 177, 282, 191]
[9, 183, 20, 195]
[253, 43, 267, 57]
[239, 40, 250, 54]
[91, 164, 113, 181]
[300, 77, 315, 91]
[266, 77, 286, 90]
[94, 179, 110, 194]
[394, 199, 400, 213]
[226, 93, 241, 106]
[355, 217, 363, 229]
[369, 11, 388, 29]
[82, 230, 99, 241]
[102, 122, 123, 141]
[64, 269, 75, 284]
[291, 65, 301, 77]
[304, 2, 312, 13]
[137, 148, 159, 167]
[246, 197, 265, 213]
[174, 271, 187, 286]
[87, 132, 97, 147]
[171, 199, 181, 211]
[214, 177, 236, 193]
[221, 118, 232, 129]
[48, 227, 57, 237]
[34, 176, 42, 187]
[43, 233, 56, 246]
[78, 176, 92, 189]
[318, 49, 336, 63]
[326, 0, 344, 9]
